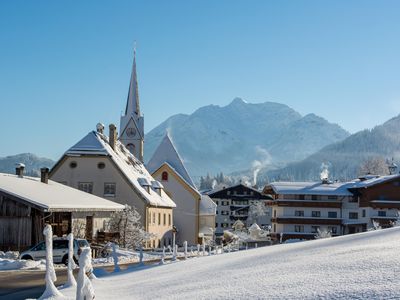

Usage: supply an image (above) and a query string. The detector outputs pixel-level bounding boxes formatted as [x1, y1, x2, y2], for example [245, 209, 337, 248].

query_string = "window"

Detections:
[311, 226, 320, 233]
[328, 211, 337, 218]
[221, 223, 229, 228]
[152, 212, 156, 224]
[295, 210, 304, 217]
[328, 195, 338, 200]
[312, 211, 321, 217]
[221, 211, 229, 216]
[168, 214, 171, 226]
[104, 183, 116, 196]
[273, 224, 276, 232]
[227, 191, 231, 195]
[69, 161, 77, 169]
[163, 213, 166, 225]
[328, 226, 337, 234]
[97, 162, 106, 169]
[349, 197, 358, 203]
[311, 195, 318, 201]
[295, 225, 304, 232]
[362, 209, 366, 218]
[162, 171, 168, 181]
[274, 210, 277, 218]
[215, 201, 219, 205]
[127, 143, 136, 155]
[215, 223, 218, 228]
[78, 182, 93, 194]
[53, 240, 68, 249]
[349, 212, 358, 219]
[158, 213, 161, 225]
[298, 195, 305, 200]
[378, 211, 386, 217]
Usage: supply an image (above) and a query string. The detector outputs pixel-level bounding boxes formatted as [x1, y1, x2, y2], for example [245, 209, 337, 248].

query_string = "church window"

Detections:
[127, 143, 136, 155]
[162, 171, 168, 181]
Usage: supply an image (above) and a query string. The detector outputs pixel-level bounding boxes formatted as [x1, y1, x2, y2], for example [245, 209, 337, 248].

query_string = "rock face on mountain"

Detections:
[145, 98, 349, 177]
[0, 153, 54, 177]
[264, 114, 400, 182]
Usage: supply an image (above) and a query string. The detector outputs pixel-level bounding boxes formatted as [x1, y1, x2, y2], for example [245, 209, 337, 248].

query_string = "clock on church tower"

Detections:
[126, 127, 136, 137]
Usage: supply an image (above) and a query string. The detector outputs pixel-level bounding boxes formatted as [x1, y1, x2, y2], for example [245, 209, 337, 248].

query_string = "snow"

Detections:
[64, 131, 175, 208]
[267, 181, 354, 196]
[199, 195, 217, 216]
[0, 173, 125, 212]
[0, 257, 46, 270]
[45, 227, 400, 299]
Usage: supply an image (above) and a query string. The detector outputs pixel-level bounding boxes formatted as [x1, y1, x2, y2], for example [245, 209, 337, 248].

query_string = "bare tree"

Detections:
[358, 157, 389, 176]
[107, 205, 153, 249]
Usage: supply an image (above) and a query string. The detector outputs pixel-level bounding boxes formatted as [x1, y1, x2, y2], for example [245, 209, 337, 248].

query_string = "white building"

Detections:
[147, 134, 216, 245]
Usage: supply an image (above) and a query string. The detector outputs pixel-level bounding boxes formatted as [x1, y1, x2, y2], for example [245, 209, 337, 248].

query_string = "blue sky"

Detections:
[1, 1, 400, 159]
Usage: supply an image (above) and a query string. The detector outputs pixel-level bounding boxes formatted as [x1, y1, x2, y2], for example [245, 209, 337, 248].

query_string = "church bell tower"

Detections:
[119, 48, 144, 162]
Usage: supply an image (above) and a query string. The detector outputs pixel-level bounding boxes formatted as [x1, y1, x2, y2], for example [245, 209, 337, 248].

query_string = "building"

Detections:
[264, 174, 400, 242]
[119, 48, 144, 162]
[147, 134, 216, 245]
[208, 183, 272, 239]
[49, 124, 176, 249]
[0, 166, 124, 251]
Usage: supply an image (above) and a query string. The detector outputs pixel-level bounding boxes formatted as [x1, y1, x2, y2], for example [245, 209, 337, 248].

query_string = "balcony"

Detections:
[271, 217, 342, 225]
[268, 200, 341, 208]
[369, 200, 400, 209]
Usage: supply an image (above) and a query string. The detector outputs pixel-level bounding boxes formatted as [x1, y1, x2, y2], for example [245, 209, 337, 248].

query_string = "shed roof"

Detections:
[0, 173, 125, 212]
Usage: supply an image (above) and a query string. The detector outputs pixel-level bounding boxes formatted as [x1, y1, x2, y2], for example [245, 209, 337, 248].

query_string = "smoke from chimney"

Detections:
[251, 146, 272, 186]
[320, 162, 330, 183]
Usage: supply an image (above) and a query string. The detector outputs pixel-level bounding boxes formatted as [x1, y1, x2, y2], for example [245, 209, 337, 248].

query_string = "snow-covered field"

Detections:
[45, 227, 400, 299]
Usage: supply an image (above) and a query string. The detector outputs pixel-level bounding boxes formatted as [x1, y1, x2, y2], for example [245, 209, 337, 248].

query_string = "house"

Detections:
[208, 183, 272, 240]
[49, 124, 176, 249]
[147, 134, 216, 245]
[264, 173, 400, 242]
[0, 166, 124, 251]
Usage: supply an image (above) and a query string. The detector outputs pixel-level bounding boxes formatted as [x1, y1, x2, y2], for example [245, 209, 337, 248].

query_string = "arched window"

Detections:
[127, 143, 136, 155]
[162, 171, 168, 181]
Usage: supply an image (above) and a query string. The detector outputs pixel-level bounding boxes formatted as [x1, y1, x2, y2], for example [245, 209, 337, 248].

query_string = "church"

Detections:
[50, 49, 176, 248]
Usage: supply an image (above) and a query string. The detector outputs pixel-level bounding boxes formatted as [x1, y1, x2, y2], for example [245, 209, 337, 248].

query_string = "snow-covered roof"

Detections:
[63, 131, 176, 208]
[0, 173, 125, 212]
[147, 134, 196, 189]
[266, 181, 354, 196]
[199, 195, 217, 216]
[350, 174, 400, 189]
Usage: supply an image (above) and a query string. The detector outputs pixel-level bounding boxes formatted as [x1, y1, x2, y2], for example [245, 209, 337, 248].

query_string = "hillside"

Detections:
[145, 98, 349, 177]
[57, 227, 400, 299]
[0, 153, 55, 177]
[263, 114, 400, 182]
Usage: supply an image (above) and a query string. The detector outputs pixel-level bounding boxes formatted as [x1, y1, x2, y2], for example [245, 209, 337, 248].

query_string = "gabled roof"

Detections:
[350, 174, 400, 189]
[0, 173, 125, 212]
[56, 130, 176, 208]
[147, 134, 196, 189]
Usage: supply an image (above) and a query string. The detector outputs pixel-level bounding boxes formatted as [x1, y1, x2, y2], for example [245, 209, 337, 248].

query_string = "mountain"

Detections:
[0, 153, 55, 177]
[263, 114, 400, 182]
[145, 98, 349, 178]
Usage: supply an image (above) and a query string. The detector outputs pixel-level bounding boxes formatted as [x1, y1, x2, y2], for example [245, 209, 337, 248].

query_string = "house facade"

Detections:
[0, 167, 124, 251]
[50, 125, 176, 249]
[208, 184, 272, 239]
[264, 174, 400, 242]
[147, 134, 216, 245]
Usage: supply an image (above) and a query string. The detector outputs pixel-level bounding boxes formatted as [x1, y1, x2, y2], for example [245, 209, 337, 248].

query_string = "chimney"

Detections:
[15, 163, 25, 178]
[109, 124, 117, 150]
[96, 123, 105, 134]
[40, 167, 49, 184]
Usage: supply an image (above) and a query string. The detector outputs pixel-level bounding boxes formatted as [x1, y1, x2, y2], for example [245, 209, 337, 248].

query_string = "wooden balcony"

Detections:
[369, 200, 400, 209]
[271, 217, 342, 225]
[268, 200, 341, 208]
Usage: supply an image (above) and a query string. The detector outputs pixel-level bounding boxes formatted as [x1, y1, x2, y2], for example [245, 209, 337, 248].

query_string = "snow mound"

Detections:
[0, 258, 46, 270]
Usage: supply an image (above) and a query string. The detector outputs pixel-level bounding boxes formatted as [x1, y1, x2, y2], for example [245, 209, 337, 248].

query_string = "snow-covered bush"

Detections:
[107, 205, 153, 249]
[390, 211, 400, 227]
[369, 220, 382, 231]
[248, 201, 268, 224]
[315, 228, 332, 239]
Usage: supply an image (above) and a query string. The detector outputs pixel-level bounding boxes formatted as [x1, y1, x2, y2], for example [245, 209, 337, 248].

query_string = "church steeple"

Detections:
[120, 46, 145, 162]
[125, 47, 140, 117]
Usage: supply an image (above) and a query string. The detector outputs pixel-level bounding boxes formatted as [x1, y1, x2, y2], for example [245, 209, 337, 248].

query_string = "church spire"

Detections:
[125, 46, 140, 116]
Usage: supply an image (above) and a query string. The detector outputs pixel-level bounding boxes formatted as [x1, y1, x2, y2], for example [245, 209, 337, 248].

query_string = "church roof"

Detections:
[147, 134, 196, 189]
[59, 130, 176, 208]
[125, 48, 140, 117]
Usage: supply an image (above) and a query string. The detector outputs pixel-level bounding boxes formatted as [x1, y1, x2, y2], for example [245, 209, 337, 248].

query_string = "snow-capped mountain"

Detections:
[0, 153, 55, 177]
[145, 98, 349, 177]
[263, 114, 400, 182]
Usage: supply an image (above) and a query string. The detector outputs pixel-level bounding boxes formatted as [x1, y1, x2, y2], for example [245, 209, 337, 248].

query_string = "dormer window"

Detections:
[152, 181, 164, 196]
[162, 171, 168, 181]
[138, 177, 151, 193]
